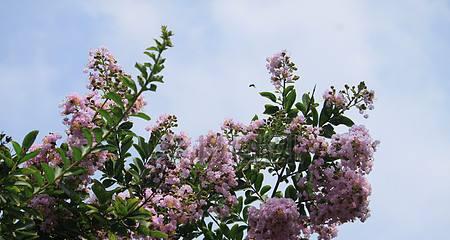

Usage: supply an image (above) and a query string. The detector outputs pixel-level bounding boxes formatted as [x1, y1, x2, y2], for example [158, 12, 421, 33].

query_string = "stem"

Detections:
[269, 79, 290, 198]
[271, 164, 286, 198]
[242, 170, 265, 202]
[208, 212, 221, 227]
[91, 99, 108, 121]
[207, 212, 232, 240]
[305, 84, 316, 116]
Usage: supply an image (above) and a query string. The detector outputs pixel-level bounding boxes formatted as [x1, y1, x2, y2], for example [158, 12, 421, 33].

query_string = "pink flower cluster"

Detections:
[300, 159, 372, 225]
[61, 93, 99, 147]
[323, 88, 347, 109]
[358, 89, 375, 118]
[116, 126, 206, 238]
[248, 197, 305, 240]
[312, 224, 339, 240]
[29, 194, 58, 232]
[139, 119, 239, 237]
[287, 115, 305, 133]
[328, 125, 379, 174]
[25, 49, 134, 184]
[145, 114, 178, 133]
[293, 126, 328, 157]
[144, 186, 205, 236]
[266, 51, 299, 89]
[60, 92, 111, 182]
[85, 47, 126, 94]
[238, 120, 265, 147]
[25, 133, 61, 167]
[130, 95, 147, 114]
[192, 132, 238, 217]
[222, 118, 245, 133]
[221, 119, 266, 151]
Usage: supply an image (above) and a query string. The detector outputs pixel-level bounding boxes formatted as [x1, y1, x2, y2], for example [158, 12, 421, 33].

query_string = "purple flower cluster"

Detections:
[29, 194, 58, 232]
[358, 89, 375, 118]
[322, 83, 376, 118]
[118, 126, 206, 237]
[238, 119, 265, 147]
[145, 114, 178, 133]
[300, 159, 372, 225]
[221, 119, 266, 151]
[25, 133, 61, 167]
[266, 51, 299, 89]
[248, 198, 305, 240]
[85, 47, 126, 94]
[293, 126, 328, 157]
[312, 224, 339, 240]
[192, 132, 238, 217]
[287, 115, 305, 133]
[60, 92, 112, 183]
[140, 117, 239, 237]
[323, 88, 347, 109]
[145, 186, 205, 236]
[61, 93, 98, 147]
[130, 95, 147, 114]
[329, 125, 379, 174]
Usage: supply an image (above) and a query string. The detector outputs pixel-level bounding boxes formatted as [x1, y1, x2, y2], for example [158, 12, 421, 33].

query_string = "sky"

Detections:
[1, 0, 450, 239]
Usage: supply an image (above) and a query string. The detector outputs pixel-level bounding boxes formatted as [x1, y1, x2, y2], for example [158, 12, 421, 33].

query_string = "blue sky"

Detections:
[1, 1, 450, 239]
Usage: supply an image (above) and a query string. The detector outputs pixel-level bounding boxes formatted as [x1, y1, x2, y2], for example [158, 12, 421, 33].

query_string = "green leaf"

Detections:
[19, 149, 40, 164]
[149, 230, 168, 239]
[41, 163, 55, 184]
[260, 185, 271, 195]
[244, 196, 259, 205]
[302, 93, 310, 106]
[0, 152, 13, 168]
[298, 153, 312, 172]
[284, 89, 296, 110]
[259, 92, 277, 103]
[60, 182, 81, 203]
[149, 84, 157, 91]
[330, 115, 354, 127]
[81, 128, 93, 146]
[93, 128, 104, 142]
[98, 109, 113, 125]
[295, 102, 306, 114]
[130, 112, 151, 121]
[108, 232, 118, 240]
[92, 180, 113, 205]
[72, 147, 82, 162]
[311, 107, 319, 126]
[22, 130, 39, 152]
[12, 141, 22, 156]
[285, 185, 298, 200]
[319, 102, 333, 127]
[120, 75, 137, 93]
[135, 62, 148, 79]
[287, 108, 299, 118]
[322, 124, 335, 138]
[284, 85, 295, 97]
[105, 92, 124, 109]
[14, 181, 32, 189]
[263, 104, 279, 115]
[56, 148, 70, 168]
[64, 167, 87, 177]
[254, 173, 264, 192]
[119, 121, 133, 130]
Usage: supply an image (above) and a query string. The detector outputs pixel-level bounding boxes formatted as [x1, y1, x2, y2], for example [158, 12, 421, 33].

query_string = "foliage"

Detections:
[0, 27, 378, 240]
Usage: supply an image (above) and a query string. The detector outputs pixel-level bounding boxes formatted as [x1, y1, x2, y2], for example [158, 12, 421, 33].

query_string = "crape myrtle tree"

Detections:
[0, 27, 379, 240]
